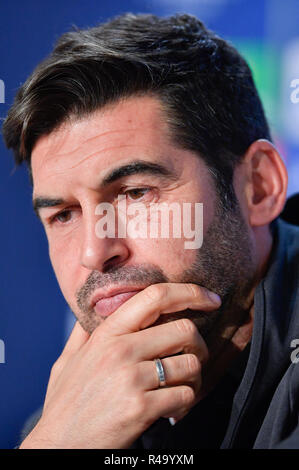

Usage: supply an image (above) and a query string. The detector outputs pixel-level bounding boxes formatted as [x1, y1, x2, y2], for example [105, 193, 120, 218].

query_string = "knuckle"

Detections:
[187, 283, 202, 299]
[175, 317, 197, 337]
[116, 340, 132, 358]
[181, 386, 195, 405]
[110, 339, 133, 362]
[50, 357, 65, 377]
[94, 338, 133, 367]
[127, 364, 141, 388]
[186, 354, 201, 375]
[143, 283, 167, 303]
[129, 392, 147, 419]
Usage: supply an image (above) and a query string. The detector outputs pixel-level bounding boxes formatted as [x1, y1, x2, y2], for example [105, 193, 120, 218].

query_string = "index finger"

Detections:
[101, 283, 221, 336]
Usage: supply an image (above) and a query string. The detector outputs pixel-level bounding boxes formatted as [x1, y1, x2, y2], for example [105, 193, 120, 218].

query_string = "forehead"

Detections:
[30, 94, 212, 201]
[31, 95, 173, 183]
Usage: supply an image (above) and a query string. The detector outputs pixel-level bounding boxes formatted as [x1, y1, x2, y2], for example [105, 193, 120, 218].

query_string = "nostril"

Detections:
[102, 255, 121, 273]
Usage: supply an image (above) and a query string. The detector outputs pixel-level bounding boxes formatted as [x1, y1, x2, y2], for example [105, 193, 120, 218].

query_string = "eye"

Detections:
[51, 209, 73, 225]
[123, 188, 151, 201]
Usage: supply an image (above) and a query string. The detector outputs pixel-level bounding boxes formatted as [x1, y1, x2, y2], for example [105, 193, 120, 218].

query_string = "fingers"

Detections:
[62, 321, 90, 356]
[46, 322, 90, 391]
[101, 283, 221, 336]
[126, 356, 200, 424]
[137, 354, 202, 392]
[146, 385, 196, 422]
[130, 317, 209, 363]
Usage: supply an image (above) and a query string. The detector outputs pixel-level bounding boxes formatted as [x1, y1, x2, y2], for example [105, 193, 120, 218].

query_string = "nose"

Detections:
[80, 205, 130, 272]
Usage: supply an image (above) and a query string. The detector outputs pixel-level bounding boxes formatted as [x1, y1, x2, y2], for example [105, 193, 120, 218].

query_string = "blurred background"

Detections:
[0, 0, 298, 449]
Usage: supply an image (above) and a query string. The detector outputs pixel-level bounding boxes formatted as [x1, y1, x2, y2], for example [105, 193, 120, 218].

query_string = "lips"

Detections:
[94, 290, 142, 318]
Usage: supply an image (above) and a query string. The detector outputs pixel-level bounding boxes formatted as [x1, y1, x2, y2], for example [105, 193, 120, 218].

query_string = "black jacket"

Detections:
[133, 218, 299, 449]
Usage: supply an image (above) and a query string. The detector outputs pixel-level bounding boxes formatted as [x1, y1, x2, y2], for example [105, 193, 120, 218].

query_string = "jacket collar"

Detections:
[221, 217, 299, 447]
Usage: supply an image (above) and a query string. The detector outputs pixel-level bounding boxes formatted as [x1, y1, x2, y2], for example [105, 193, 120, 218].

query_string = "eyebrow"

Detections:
[33, 197, 65, 219]
[33, 160, 177, 218]
[100, 160, 177, 187]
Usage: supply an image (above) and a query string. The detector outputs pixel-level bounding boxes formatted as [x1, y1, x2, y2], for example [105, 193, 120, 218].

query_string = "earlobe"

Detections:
[245, 139, 288, 227]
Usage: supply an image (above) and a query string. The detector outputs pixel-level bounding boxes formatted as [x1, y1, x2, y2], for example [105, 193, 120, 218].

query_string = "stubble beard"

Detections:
[73, 198, 256, 348]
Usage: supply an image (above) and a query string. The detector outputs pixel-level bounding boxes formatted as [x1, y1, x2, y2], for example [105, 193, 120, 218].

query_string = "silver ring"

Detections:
[154, 358, 166, 387]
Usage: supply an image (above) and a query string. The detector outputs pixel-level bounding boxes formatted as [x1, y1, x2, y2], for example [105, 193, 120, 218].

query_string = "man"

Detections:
[3, 13, 299, 449]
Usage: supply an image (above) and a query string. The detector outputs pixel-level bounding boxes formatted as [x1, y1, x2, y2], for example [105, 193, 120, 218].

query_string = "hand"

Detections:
[20, 283, 221, 449]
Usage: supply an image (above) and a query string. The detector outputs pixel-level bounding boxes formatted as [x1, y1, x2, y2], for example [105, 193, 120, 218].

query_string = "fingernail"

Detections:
[208, 291, 221, 304]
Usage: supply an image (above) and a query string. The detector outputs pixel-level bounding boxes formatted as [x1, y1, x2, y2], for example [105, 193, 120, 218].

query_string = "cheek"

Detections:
[128, 236, 198, 278]
[48, 241, 82, 302]
[124, 201, 206, 276]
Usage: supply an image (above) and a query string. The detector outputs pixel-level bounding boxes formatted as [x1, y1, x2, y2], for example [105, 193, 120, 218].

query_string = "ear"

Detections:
[242, 139, 288, 227]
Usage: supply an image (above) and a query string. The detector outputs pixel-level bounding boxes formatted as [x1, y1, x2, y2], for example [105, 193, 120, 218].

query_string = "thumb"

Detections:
[62, 320, 90, 355]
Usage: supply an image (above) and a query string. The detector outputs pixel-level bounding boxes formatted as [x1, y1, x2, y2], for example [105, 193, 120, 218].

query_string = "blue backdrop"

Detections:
[1, 0, 298, 449]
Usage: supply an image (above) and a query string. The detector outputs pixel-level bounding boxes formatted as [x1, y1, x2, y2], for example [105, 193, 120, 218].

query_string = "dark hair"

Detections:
[2, 13, 271, 209]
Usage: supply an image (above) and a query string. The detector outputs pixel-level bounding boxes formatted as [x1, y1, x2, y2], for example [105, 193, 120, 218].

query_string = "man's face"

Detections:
[31, 95, 255, 343]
